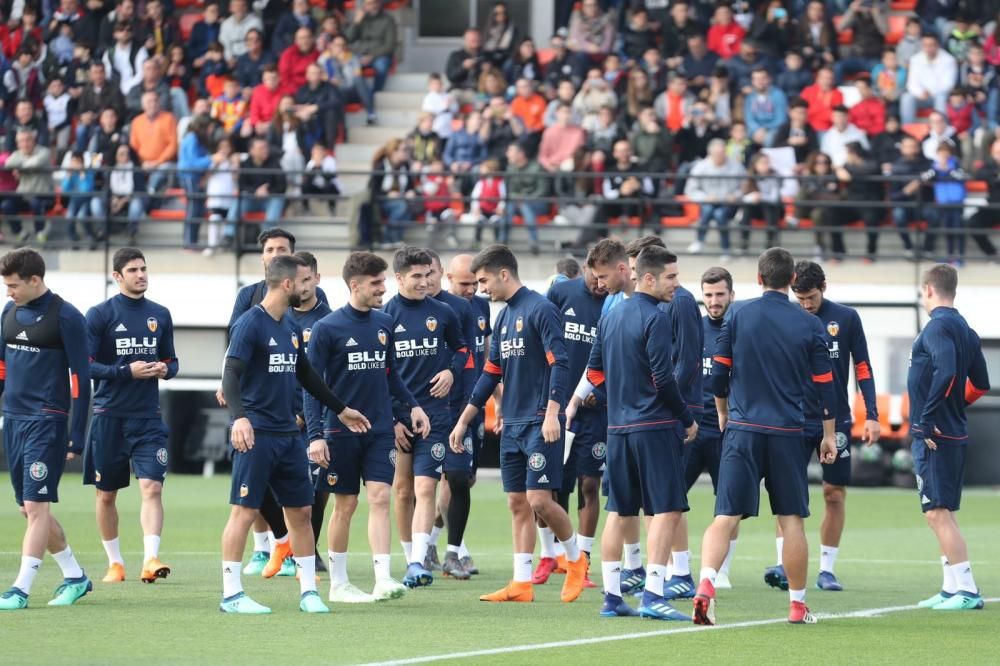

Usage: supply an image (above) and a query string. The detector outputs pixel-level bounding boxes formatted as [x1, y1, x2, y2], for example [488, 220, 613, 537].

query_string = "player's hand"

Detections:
[215, 385, 227, 407]
[295, 414, 305, 431]
[130, 361, 158, 378]
[394, 421, 414, 451]
[493, 407, 504, 433]
[410, 406, 431, 438]
[337, 407, 371, 433]
[541, 412, 560, 444]
[564, 396, 581, 431]
[717, 412, 728, 432]
[449, 422, 468, 454]
[231, 417, 254, 452]
[863, 419, 881, 446]
[925, 426, 942, 450]
[428, 369, 454, 398]
[583, 393, 597, 408]
[684, 421, 699, 444]
[308, 439, 329, 468]
[819, 433, 837, 464]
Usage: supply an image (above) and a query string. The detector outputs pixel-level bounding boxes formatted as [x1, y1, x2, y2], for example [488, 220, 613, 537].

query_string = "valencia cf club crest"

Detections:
[528, 452, 546, 471]
[29, 462, 47, 481]
[426, 317, 438, 332]
[515, 316, 524, 333]
[240, 484, 249, 498]
[431, 442, 446, 461]
[827, 321, 840, 337]
[291, 333, 300, 349]
[303, 328, 312, 343]
[378, 329, 387, 346]
[156, 448, 169, 465]
[477, 316, 486, 331]
[327, 473, 338, 486]
[146, 317, 158, 333]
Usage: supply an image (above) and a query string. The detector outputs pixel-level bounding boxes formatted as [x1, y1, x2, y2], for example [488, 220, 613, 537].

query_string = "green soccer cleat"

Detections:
[278, 556, 296, 577]
[933, 591, 985, 611]
[372, 577, 406, 601]
[242, 551, 270, 576]
[220, 591, 271, 614]
[0, 588, 28, 610]
[299, 590, 330, 613]
[918, 591, 953, 608]
[47, 575, 93, 606]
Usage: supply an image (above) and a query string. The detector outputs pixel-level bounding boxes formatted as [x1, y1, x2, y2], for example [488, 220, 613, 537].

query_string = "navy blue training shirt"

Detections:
[227, 279, 329, 337]
[433, 289, 478, 413]
[907, 306, 990, 443]
[700, 314, 724, 433]
[659, 285, 704, 413]
[87, 294, 178, 418]
[289, 298, 333, 418]
[468, 295, 492, 374]
[547, 277, 606, 410]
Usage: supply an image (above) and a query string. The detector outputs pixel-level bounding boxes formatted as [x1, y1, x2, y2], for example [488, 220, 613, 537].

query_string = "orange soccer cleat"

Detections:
[560, 555, 588, 603]
[102, 562, 126, 583]
[555, 554, 569, 574]
[141, 557, 171, 583]
[479, 581, 534, 602]
[261, 540, 292, 578]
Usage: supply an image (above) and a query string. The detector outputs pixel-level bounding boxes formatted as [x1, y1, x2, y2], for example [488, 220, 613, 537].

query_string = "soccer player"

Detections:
[450, 244, 588, 604]
[0, 249, 93, 610]
[306, 252, 430, 603]
[220, 254, 369, 614]
[767, 260, 880, 592]
[573, 245, 699, 619]
[909, 264, 989, 611]
[84, 248, 178, 585]
[384, 247, 471, 589]
[693, 248, 837, 626]
[541, 263, 606, 587]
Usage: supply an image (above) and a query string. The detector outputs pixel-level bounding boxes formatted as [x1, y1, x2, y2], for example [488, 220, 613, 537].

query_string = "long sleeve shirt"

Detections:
[289, 299, 333, 419]
[700, 314, 725, 433]
[129, 111, 178, 165]
[547, 277, 606, 411]
[659, 285, 704, 414]
[433, 290, 478, 413]
[906, 50, 958, 98]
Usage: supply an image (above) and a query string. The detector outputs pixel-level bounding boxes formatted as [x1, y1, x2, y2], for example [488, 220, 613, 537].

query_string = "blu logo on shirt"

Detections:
[115, 337, 158, 355]
[395, 337, 439, 357]
[268, 353, 297, 372]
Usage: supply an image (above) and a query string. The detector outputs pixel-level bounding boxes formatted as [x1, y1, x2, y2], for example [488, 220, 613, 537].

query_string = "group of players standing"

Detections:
[0, 229, 990, 623]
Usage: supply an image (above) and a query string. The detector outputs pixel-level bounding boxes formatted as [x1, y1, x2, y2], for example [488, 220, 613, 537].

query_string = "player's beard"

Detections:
[288, 292, 303, 308]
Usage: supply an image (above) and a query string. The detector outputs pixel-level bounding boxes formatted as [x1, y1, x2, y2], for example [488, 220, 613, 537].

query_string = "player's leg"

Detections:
[392, 449, 415, 563]
[137, 480, 170, 582]
[318, 434, 369, 601]
[459, 415, 487, 573]
[443, 469, 473, 579]
[83, 414, 128, 582]
[367, 480, 405, 599]
[129, 418, 172, 583]
[404, 432, 447, 587]
[816, 426, 851, 590]
[95, 490, 124, 581]
[428, 476, 450, 571]
[260, 489, 293, 578]
[598, 432, 638, 617]
[311, 489, 329, 572]
[245, 514, 272, 575]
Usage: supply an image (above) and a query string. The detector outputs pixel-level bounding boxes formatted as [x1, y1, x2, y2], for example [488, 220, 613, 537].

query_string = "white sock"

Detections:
[554, 540, 567, 557]
[373, 554, 391, 581]
[428, 525, 442, 549]
[51, 547, 83, 579]
[671, 550, 691, 577]
[446, 544, 460, 554]
[647, 563, 667, 596]
[538, 527, 557, 558]
[577, 534, 595, 554]
[274, 533, 290, 546]
[253, 531, 269, 553]
[222, 561, 243, 598]
[457, 540, 470, 559]
[699, 567, 718, 584]
[13, 556, 42, 594]
[941, 556, 958, 594]
[602, 560, 621, 596]
[143, 535, 161, 562]
[411, 532, 430, 566]
[295, 555, 317, 593]
[560, 533, 581, 562]
[720, 539, 738, 575]
[102, 538, 124, 566]
[624, 543, 642, 570]
[775, 537, 784, 566]
[513, 553, 533, 583]
[789, 588, 806, 603]
[267, 531, 276, 552]
[329, 551, 348, 586]
[401, 541, 413, 563]
[950, 561, 977, 594]
[819, 545, 838, 574]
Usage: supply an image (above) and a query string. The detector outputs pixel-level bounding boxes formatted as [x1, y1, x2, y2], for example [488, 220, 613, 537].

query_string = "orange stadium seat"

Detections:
[903, 122, 930, 141]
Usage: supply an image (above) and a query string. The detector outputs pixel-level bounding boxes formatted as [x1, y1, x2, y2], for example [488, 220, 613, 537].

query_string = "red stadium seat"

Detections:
[966, 180, 987, 193]
[902, 122, 930, 141]
[891, 0, 917, 10]
[179, 13, 202, 42]
[537, 48, 556, 66]
[886, 15, 907, 46]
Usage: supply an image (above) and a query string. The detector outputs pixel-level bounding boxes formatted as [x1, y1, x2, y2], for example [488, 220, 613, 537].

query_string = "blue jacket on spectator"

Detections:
[931, 157, 966, 204]
[744, 86, 788, 135]
[188, 21, 221, 63]
[443, 128, 487, 168]
[776, 68, 813, 101]
[61, 170, 96, 199]
[179, 131, 213, 176]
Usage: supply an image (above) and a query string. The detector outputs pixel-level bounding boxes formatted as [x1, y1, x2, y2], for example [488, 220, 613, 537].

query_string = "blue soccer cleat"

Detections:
[219, 591, 271, 614]
[638, 590, 692, 621]
[47, 575, 93, 606]
[242, 551, 270, 576]
[933, 591, 985, 611]
[403, 562, 433, 589]
[599, 592, 639, 617]
[816, 570, 844, 591]
[0, 588, 28, 610]
[764, 564, 788, 591]
[620, 566, 647, 596]
[918, 591, 954, 608]
[299, 590, 330, 613]
[662, 574, 696, 600]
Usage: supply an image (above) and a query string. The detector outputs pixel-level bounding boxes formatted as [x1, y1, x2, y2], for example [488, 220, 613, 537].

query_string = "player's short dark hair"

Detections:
[625, 234, 666, 259]
[423, 248, 442, 267]
[586, 239, 627, 268]
[294, 250, 318, 273]
[258, 228, 296, 251]
[791, 260, 826, 293]
[556, 257, 580, 278]
[922, 263, 958, 299]
[634, 246, 677, 281]
[265, 253, 307, 287]
[470, 244, 518, 277]
[393, 246, 434, 275]
[758, 248, 795, 289]
[112, 247, 145, 274]
[701, 266, 733, 291]
[0, 248, 45, 280]
[342, 251, 388, 283]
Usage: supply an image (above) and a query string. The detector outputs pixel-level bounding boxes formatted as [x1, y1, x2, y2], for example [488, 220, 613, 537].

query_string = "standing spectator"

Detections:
[924, 142, 966, 264]
[219, 0, 262, 66]
[743, 68, 788, 147]
[821, 106, 870, 167]
[968, 141, 1000, 259]
[502, 141, 549, 253]
[686, 138, 747, 257]
[271, 0, 317, 58]
[366, 137, 414, 246]
[2, 130, 53, 244]
[895, 18, 923, 66]
[889, 134, 932, 257]
[793, 151, 841, 259]
[831, 142, 882, 261]
[129, 90, 177, 197]
[566, 0, 615, 73]
[267, 95, 308, 197]
[246, 64, 282, 136]
[509, 77, 546, 149]
[189, 2, 222, 68]
[278, 26, 319, 96]
[794, 0, 836, 71]
[445, 28, 485, 102]
[800, 67, 843, 133]
[836, 0, 888, 83]
[503, 38, 542, 87]
[421, 73, 457, 140]
[543, 30, 582, 91]
[93, 142, 146, 244]
[469, 158, 506, 242]
[407, 113, 443, 171]
[706, 4, 745, 60]
[178, 114, 215, 249]
[137, 0, 178, 58]
[848, 76, 886, 137]
[775, 52, 812, 101]
[774, 98, 820, 164]
[872, 48, 907, 112]
[294, 63, 342, 150]
[203, 136, 237, 255]
[901, 34, 958, 123]
[748, 0, 794, 60]
[60, 151, 100, 249]
[654, 73, 694, 133]
[538, 102, 585, 196]
[227, 136, 286, 237]
[234, 29, 274, 94]
[343, 0, 397, 92]
[321, 34, 377, 126]
[481, 1, 518, 68]
[740, 151, 783, 252]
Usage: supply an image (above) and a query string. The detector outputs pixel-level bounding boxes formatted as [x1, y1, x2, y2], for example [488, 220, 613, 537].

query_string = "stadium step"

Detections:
[347, 109, 419, 128]
[373, 90, 427, 111]
[384, 72, 431, 93]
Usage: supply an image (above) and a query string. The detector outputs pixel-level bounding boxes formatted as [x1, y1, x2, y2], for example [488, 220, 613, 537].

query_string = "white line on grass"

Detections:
[357, 597, 1000, 666]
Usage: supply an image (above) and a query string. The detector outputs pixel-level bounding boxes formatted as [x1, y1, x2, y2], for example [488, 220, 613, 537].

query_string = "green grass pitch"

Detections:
[1, 474, 998, 665]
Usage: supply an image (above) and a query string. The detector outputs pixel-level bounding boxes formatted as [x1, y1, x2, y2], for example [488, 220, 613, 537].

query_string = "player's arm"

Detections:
[386, 327, 429, 439]
[537, 302, 570, 443]
[965, 332, 990, 406]
[711, 318, 734, 430]
[225, 287, 251, 344]
[849, 311, 879, 443]
[61, 309, 92, 456]
[85, 306, 129, 379]
[0, 322, 6, 399]
[158, 311, 179, 379]
[303, 322, 330, 442]
[433, 308, 470, 398]
[460, 310, 479, 401]
[919, 322, 958, 442]
[295, 352, 370, 433]
[672, 296, 703, 403]
[808, 320, 838, 462]
[453, 332, 502, 452]
[567, 323, 604, 428]
[648, 311, 696, 442]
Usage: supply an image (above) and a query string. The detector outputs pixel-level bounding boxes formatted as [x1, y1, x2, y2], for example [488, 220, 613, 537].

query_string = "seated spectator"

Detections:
[707, 67, 732, 126]
[662, 1, 701, 67]
[774, 98, 819, 164]
[923, 142, 966, 264]
[211, 77, 247, 136]
[420, 157, 457, 245]
[294, 63, 342, 150]
[725, 40, 771, 96]
[800, 67, 843, 133]
[43, 78, 72, 155]
[481, 95, 521, 161]
[538, 102, 585, 196]
[895, 17, 922, 66]
[836, 0, 888, 83]
[680, 34, 719, 93]
[968, 140, 1000, 259]
[138, 0, 178, 59]
[62, 41, 94, 97]
[3, 7, 43, 60]
[959, 43, 997, 122]
[621, 7, 657, 63]
[872, 114, 905, 168]
[618, 68, 654, 128]
[3, 47, 45, 107]
[503, 38, 542, 88]
[640, 47, 669, 95]
[944, 15, 977, 63]
[189, 2, 222, 68]
[2, 130, 53, 244]
[793, 151, 840, 258]
[279, 27, 319, 96]
[97, 0, 139, 54]
[126, 57, 188, 121]
[85, 108, 127, 163]
[985, 18, 1000, 66]
[685, 138, 747, 257]
[566, 0, 615, 73]
[544, 79, 582, 127]
[469, 158, 505, 243]
[476, 68, 507, 108]
[446, 28, 485, 102]
[584, 104, 623, 178]
[776, 52, 812, 101]
[831, 142, 882, 261]
[653, 73, 694, 134]
[219, 0, 262, 66]
[103, 21, 148, 97]
[247, 64, 282, 136]
[603, 51, 627, 93]
[94, 142, 145, 244]
[234, 29, 274, 95]
[227, 136, 286, 238]
[509, 77, 546, 147]
[407, 113, 443, 171]
[921, 110, 958, 160]
[203, 136, 238, 255]
[743, 67, 788, 147]
[675, 99, 725, 169]
[481, 1, 518, 68]
[629, 106, 672, 193]
[344, 0, 397, 92]
[421, 73, 458, 140]
[945, 88, 974, 167]
[302, 143, 341, 215]
[849, 76, 886, 137]
[726, 121, 751, 165]
[889, 134, 932, 256]
[822, 105, 870, 167]
[747, 1, 794, 60]
[443, 113, 487, 193]
[267, 95, 308, 196]
[794, 0, 836, 71]
[366, 137, 414, 246]
[740, 151, 783, 251]
[872, 48, 906, 112]
[129, 89, 177, 195]
[166, 45, 193, 96]
[543, 30, 582, 92]
[901, 34, 957, 123]
[4, 98, 50, 152]
[502, 142, 550, 253]
[272, 0, 317, 58]
[707, 4, 745, 60]
[586, 139, 654, 245]
[574, 68, 617, 131]
[197, 42, 231, 99]
[320, 34, 377, 126]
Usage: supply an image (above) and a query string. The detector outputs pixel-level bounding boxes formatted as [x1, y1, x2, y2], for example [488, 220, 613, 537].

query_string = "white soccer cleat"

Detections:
[714, 572, 733, 589]
[372, 577, 406, 601]
[328, 581, 377, 603]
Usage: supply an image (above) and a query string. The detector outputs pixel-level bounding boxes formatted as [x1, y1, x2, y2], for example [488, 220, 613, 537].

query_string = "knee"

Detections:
[580, 477, 598, 500]
[924, 508, 948, 528]
[96, 490, 118, 506]
[393, 481, 414, 505]
[823, 485, 846, 508]
[366, 485, 390, 512]
[447, 471, 471, 494]
[507, 493, 530, 515]
[286, 505, 312, 527]
[526, 490, 553, 515]
[333, 494, 359, 517]
[140, 481, 163, 501]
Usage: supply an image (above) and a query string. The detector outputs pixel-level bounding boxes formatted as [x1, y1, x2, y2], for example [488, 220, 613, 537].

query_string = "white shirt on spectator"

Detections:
[207, 161, 237, 209]
[305, 154, 343, 191]
[219, 13, 265, 62]
[821, 124, 870, 167]
[906, 49, 958, 98]
[422, 90, 457, 139]
[105, 42, 148, 95]
[44, 93, 71, 129]
[922, 129, 957, 160]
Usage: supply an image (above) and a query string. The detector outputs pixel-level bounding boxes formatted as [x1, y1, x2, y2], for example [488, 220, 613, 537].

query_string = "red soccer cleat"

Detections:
[531, 557, 559, 585]
[692, 578, 716, 626]
[788, 600, 818, 624]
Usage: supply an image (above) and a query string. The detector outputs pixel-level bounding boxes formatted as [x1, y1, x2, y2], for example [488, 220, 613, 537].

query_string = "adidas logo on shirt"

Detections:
[346, 337, 358, 347]
[565, 307, 576, 316]
[16, 331, 28, 341]
[395, 324, 406, 333]
[268, 337, 278, 346]
[115, 323, 128, 332]
[537, 475, 549, 484]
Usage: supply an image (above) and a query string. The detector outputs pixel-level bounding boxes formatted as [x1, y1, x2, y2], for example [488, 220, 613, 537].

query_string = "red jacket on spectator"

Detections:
[946, 101, 974, 135]
[800, 83, 843, 132]
[848, 97, 885, 136]
[249, 82, 283, 126]
[706, 23, 745, 60]
[3, 26, 43, 59]
[278, 46, 319, 95]
[422, 173, 451, 216]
